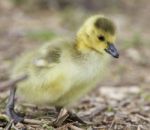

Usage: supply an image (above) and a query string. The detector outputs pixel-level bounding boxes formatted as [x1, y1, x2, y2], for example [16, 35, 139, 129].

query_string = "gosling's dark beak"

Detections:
[105, 43, 119, 58]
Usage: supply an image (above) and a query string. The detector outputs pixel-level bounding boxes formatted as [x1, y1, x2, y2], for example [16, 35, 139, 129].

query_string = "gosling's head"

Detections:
[76, 15, 119, 58]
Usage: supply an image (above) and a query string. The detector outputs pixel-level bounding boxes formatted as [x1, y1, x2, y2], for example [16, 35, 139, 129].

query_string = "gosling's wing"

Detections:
[33, 43, 61, 68]
[11, 38, 72, 77]
[33, 37, 74, 68]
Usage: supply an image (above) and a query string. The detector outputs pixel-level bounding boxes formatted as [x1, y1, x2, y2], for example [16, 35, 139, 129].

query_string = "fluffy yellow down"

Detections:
[11, 15, 117, 107]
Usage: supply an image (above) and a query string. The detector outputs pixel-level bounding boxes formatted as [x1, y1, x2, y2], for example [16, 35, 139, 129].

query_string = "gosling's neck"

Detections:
[73, 36, 106, 62]
[71, 37, 100, 63]
[75, 36, 93, 54]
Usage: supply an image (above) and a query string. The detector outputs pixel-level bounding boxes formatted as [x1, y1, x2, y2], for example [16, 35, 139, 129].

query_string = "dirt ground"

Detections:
[0, 1, 150, 130]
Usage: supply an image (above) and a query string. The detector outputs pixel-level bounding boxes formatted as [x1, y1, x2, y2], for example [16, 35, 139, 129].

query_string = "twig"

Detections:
[68, 124, 84, 130]
[5, 120, 13, 130]
[12, 124, 19, 130]
[80, 105, 107, 119]
[0, 74, 28, 92]
[5, 119, 41, 130]
[23, 118, 43, 125]
[108, 118, 115, 130]
[136, 114, 150, 123]
[53, 108, 69, 127]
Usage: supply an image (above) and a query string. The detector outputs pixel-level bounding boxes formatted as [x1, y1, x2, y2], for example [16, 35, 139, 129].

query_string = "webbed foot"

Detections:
[6, 107, 24, 123]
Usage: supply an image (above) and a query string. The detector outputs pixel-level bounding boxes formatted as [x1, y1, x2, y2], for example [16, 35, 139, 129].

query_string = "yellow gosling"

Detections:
[11, 15, 119, 107]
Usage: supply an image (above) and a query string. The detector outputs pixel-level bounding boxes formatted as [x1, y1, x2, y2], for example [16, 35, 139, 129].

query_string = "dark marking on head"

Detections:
[95, 17, 116, 35]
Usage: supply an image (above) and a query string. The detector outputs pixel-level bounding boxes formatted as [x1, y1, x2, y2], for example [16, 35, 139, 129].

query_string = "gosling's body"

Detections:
[11, 15, 119, 107]
[12, 38, 109, 106]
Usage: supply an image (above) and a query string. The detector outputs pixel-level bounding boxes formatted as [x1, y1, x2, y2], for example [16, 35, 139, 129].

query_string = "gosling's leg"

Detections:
[6, 86, 24, 123]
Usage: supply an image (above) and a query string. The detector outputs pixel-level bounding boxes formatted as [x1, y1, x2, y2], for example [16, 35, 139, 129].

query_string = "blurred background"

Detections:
[0, 0, 149, 85]
[0, 0, 150, 129]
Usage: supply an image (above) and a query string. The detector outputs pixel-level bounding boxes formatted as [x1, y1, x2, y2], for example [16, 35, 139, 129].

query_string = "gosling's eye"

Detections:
[98, 35, 105, 41]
